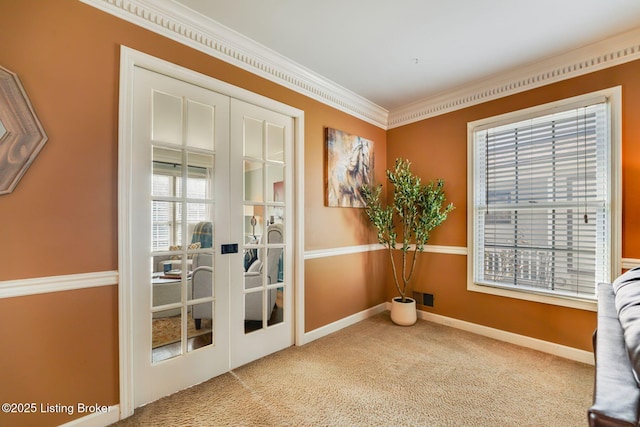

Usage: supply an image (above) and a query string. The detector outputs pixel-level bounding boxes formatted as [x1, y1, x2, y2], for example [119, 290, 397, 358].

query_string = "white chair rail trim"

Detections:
[0, 271, 119, 299]
[304, 244, 467, 260]
[623, 258, 640, 270]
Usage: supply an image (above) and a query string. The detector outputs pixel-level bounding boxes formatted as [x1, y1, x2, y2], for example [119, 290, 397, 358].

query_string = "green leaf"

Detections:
[360, 158, 455, 299]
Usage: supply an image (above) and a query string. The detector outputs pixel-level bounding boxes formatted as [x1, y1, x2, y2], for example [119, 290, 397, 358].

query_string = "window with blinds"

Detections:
[470, 90, 619, 301]
[152, 161, 210, 252]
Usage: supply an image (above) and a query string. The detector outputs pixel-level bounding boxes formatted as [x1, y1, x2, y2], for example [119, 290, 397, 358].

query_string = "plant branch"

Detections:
[360, 158, 454, 302]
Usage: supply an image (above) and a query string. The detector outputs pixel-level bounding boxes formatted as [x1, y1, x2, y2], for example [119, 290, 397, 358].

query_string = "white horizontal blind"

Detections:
[473, 102, 609, 299]
[152, 174, 171, 251]
[151, 162, 210, 251]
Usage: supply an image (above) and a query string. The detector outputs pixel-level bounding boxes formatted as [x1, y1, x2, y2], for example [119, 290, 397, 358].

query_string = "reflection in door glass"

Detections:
[152, 263, 185, 308]
[152, 309, 184, 363]
[244, 205, 264, 240]
[150, 143, 216, 362]
[188, 302, 214, 353]
[244, 160, 264, 202]
[244, 248, 264, 291]
[244, 116, 263, 158]
[151, 201, 183, 252]
[187, 152, 214, 199]
[190, 253, 213, 300]
[266, 123, 284, 162]
[244, 289, 264, 334]
[186, 100, 214, 150]
[152, 148, 182, 197]
[267, 164, 284, 202]
[268, 288, 284, 327]
[152, 91, 182, 145]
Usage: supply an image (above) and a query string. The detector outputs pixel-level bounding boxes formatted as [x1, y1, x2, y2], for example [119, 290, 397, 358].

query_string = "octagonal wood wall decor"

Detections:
[0, 66, 48, 195]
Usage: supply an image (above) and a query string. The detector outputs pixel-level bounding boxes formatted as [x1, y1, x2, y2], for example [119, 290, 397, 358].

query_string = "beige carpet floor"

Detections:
[112, 312, 594, 426]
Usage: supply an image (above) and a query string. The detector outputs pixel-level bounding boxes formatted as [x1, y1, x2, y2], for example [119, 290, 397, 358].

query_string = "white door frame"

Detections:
[117, 46, 305, 418]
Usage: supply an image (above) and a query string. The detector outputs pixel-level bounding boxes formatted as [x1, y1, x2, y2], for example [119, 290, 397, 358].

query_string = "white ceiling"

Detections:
[172, 0, 640, 111]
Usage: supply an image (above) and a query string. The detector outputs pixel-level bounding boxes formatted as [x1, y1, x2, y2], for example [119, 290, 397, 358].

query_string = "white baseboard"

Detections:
[301, 303, 387, 344]
[303, 301, 593, 365]
[58, 405, 120, 427]
[408, 306, 595, 365]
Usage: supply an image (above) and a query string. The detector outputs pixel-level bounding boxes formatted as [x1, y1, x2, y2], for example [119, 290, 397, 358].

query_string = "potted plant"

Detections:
[360, 158, 454, 326]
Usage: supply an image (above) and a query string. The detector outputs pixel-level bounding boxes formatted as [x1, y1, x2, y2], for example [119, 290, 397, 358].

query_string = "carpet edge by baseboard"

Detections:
[301, 303, 387, 345]
[416, 308, 595, 365]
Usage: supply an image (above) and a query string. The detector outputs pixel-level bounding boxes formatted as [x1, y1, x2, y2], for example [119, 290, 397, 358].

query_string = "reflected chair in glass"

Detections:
[191, 253, 213, 330]
[191, 221, 213, 248]
[244, 223, 282, 322]
[191, 223, 283, 329]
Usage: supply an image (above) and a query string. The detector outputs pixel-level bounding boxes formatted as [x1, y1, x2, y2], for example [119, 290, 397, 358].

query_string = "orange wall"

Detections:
[0, 1, 385, 425]
[305, 250, 387, 331]
[387, 59, 640, 351]
[2, 0, 637, 425]
[0, 286, 118, 427]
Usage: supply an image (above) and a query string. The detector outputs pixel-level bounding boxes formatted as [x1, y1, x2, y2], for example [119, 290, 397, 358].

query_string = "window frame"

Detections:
[151, 159, 212, 252]
[467, 87, 622, 311]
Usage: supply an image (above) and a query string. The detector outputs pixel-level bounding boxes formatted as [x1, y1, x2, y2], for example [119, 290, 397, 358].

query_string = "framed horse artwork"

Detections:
[325, 127, 374, 208]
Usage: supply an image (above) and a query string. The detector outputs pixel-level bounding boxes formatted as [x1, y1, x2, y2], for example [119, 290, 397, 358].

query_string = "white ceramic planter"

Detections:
[390, 297, 417, 326]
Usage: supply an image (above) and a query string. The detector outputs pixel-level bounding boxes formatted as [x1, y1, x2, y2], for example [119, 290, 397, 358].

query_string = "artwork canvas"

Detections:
[325, 127, 373, 207]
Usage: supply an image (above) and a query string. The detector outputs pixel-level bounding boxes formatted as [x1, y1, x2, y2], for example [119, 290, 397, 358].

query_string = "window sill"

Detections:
[467, 281, 597, 312]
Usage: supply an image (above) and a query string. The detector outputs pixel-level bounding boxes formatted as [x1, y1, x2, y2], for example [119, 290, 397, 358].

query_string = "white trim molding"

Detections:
[389, 28, 640, 128]
[305, 301, 592, 364]
[0, 271, 118, 299]
[80, 2, 640, 130]
[304, 243, 467, 260]
[623, 258, 640, 270]
[79, 0, 388, 129]
[302, 303, 387, 345]
[304, 244, 382, 260]
[59, 404, 120, 427]
[418, 244, 467, 256]
[412, 307, 594, 365]
[81, 0, 640, 130]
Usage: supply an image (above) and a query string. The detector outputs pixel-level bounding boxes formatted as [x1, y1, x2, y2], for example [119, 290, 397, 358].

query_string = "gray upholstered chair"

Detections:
[244, 223, 283, 322]
[191, 223, 283, 329]
[191, 253, 213, 329]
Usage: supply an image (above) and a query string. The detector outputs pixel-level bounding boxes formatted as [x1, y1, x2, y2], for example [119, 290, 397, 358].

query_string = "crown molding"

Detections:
[81, 0, 640, 130]
[79, 0, 389, 129]
[388, 27, 640, 128]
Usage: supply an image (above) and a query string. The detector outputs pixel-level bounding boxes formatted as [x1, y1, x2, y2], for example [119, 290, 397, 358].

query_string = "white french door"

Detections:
[230, 99, 294, 369]
[131, 67, 230, 407]
[126, 63, 294, 409]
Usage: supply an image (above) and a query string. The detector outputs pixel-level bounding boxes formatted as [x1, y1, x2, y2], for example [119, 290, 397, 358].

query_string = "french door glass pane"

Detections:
[186, 100, 214, 150]
[244, 117, 263, 158]
[152, 309, 184, 363]
[152, 91, 182, 144]
[267, 165, 284, 202]
[188, 301, 213, 353]
[244, 161, 264, 202]
[266, 123, 284, 162]
[267, 288, 284, 327]
[245, 289, 264, 334]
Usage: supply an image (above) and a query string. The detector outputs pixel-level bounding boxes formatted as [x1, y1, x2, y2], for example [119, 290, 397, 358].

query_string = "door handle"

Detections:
[221, 243, 238, 254]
